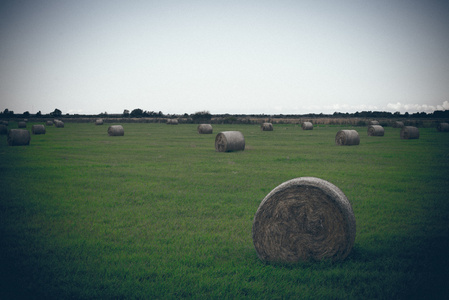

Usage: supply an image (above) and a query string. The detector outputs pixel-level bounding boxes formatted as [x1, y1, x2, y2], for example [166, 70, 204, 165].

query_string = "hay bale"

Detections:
[54, 120, 64, 128]
[437, 122, 449, 132]
[400, 126, 419, 139]
[261, 123, 273, 131]
[367, 125, 384, 136]
[198, 124, 213, 134]
[252, 177, 356, 262]
[95, 119, 104, 125]
[0, 124, 7, 135]
[335, 130, 360, 146]
[18, 121, 26, 128]
[302, 122, 313, 130]
[369, 120, 379, 125]
[393, 121, 404, 128]
[215, 131, 245, 152]
[7, 129, 31, 146]
[108, 125, 124, 136]
[32, 124, 46, 135]
[167, 119, 178, 125]
[46, 120, 53, 126]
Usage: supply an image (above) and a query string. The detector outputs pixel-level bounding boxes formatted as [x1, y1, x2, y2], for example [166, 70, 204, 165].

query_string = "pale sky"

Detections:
[1, 0, 449, 115]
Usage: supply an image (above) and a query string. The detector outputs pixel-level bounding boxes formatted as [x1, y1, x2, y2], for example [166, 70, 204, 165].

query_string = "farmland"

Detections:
[1, 122, 448, 298]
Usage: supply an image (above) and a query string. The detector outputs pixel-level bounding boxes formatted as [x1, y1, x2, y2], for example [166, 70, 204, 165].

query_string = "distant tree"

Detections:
[36, 111, 42, 117]
[51, 108, 62, 117]
[123, 109, 130, 117]
[23, 111, 30, 118]
[191, 111, 212, 123]
[130, 108, 143, 117]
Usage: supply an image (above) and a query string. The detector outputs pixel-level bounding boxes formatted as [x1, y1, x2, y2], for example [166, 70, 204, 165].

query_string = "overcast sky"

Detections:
[1, 0, 449, 115]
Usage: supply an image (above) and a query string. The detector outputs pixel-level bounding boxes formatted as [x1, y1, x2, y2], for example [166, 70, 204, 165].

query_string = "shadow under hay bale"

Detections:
[215, 131, 245, 152]
[400, 126, 419, 139]
[0, 124, 7, 135]
[437, 123, 449, 132]
[252, 177, 356, 262]
[335, 130, 360, 146]
[18, 121, 26, 128]
[198, 124, 213, 134]
[7, 129, 31, 146]
[302, 122, 313, 130]
[367, 125, 384, 136]
[54, 120, 64, 128]
[108, 125, 124, 136]
[32, 124, 46, 135]
[261, 123, 273, 131]
[95, 119, 104, 125]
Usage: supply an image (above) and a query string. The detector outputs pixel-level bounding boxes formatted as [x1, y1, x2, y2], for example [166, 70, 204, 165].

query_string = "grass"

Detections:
[1, 122, 448, 299]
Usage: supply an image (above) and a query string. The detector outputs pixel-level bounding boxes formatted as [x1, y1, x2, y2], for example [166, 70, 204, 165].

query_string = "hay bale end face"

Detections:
[335, 130, 360, 146]
[437, 122, 449, 132]
[0, 124, 7, 135]
[198, 124, 213, 134]
[302, 122, 313, 130]
[32, 124, 46, 135]
[18, 121, 27, 128]
[400, 126, 419, 139]
[215, 131, 245, 152]
[261, 123, 273, 131]
[367, 125, 384, 136]
[7, 129, 31, 146]
[108, 125, 124, 136]
[95, 119, 104, 125]
[252, 177, 356, 262]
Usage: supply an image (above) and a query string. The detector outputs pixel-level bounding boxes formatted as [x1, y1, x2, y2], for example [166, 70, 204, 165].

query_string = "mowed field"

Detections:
[1, 122, 448, 299]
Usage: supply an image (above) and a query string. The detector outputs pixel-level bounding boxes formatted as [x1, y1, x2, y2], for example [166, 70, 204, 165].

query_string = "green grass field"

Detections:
[1, 122, 448, 299]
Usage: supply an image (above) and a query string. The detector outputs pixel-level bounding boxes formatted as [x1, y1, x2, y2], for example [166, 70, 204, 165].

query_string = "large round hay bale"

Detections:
[108, 125, 124, 136]
[437, 122, 449, 132]
[32, 124, 46, 135]
[400, 126, 419, 139]
[7, 129, 31, 146]
[252, 177, 356, 262]
[369, 120, 379, 125]
[95, 119, 104, 125]
[261, 123, 273, 131]
[367, 125, 384, 136]
[302, 122, 313, 130]
[54, 120, 64, 128]
[393, 121, 404, 128]
[18, 121, 26, 128]
[335, 130, 360, 146]
[0, 124, 7, 135]
[198, 124, 213, 134]
[215, 131, 245, 152]
[46, 120, 53, 126]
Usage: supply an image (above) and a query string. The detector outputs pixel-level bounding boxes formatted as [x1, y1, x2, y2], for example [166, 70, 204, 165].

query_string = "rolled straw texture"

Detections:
[335, 130, 360, 146]
[252, 177, 356, 262]
[400, 126, 419, 139]
[198, 124, 213, 134]
[18, 121, 26, 128]
[261, 123, 273, 131]
[54, 120, 64, 128]
[393, 121, 404, 128]
[95, 119, 104, 125]
[367, 125, 384, 136]
[437, 123, 449, 132]
[215, 131, 245, 152]
[302, 122, 313, 130]
[7, 129, 31, 146]
[0, 124, 7, 135]
[108, 125, 124, 136]
[32, 124, 46, 135]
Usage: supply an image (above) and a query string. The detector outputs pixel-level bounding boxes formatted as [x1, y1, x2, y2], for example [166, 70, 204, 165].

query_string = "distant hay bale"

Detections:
[369, 120, 379, 125]
[95, 119, 104, 125]
[393, 121, 404, 128]
[167, 119, 178, 125]
[252, 177, 356, 262]
[261, 123, 273, 131]
[400, 126, 419, 139]
[367, 125, 384, 136]
[335, 130, 360, 146]
[198, 124, 213, 134]
[108, 125, 124, 136]
[46, 120, 53, 126]
[54, 120, 64, 128]
[0, 124, 7, 135]
[437, 122, 449, 132]
[32, 124, 46, 135]
[302, 122, 313, 130]
[7, 129, 31, 146]
[18, 121, 26, 128]
[215, 131, 245, 152]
